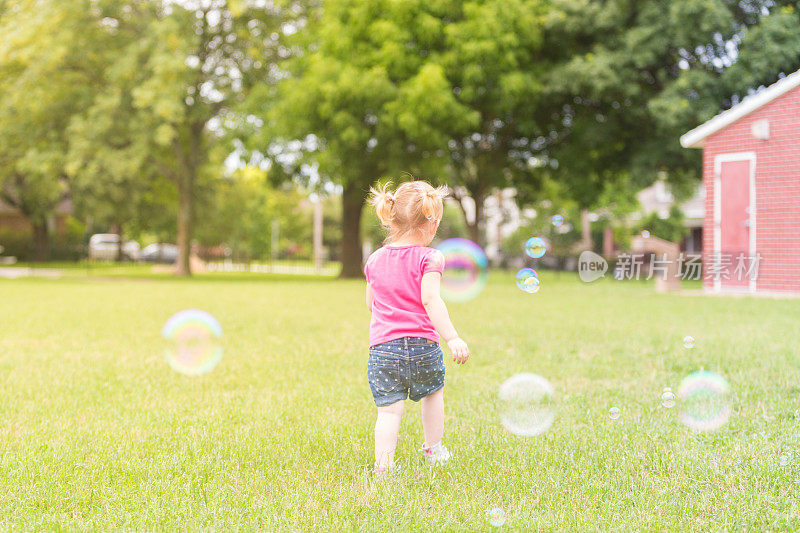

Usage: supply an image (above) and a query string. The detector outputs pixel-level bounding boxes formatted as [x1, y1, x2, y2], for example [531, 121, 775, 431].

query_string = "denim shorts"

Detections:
[367, 337, 446, 407]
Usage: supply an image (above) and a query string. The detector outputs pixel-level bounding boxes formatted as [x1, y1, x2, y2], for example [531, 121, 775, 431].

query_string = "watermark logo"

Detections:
[579, 251, 608, 282]
[577, 252, 763, 283]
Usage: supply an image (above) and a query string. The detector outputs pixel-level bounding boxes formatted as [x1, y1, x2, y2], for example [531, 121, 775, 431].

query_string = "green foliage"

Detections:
[0, 0, 101, 256]
[194, 167, 312, 261]
[321, 196, 342, 261]
[437, 201, 469, 240]
[502, 180, 582, 261]
[540, 0, 800, 209]
[260, 0, 550, 267]
[1, 0, 298, 269]
[361, 204, 385, 249]
[2, 0, 800, 268]
[64, 1, 175, 240]
[636, 205, 689, 244]
[432, 0, 550, 231]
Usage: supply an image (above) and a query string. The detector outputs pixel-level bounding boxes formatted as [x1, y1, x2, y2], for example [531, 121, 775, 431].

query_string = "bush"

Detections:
[635, 206, 688, 244]
[0, 228, 34, 259]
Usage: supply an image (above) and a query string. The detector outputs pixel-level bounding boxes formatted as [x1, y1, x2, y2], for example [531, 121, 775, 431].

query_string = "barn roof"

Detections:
[680, 68, 800, 148]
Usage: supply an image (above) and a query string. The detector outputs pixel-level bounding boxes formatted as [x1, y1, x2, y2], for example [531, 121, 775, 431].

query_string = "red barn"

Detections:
[681, 69, 800, 295]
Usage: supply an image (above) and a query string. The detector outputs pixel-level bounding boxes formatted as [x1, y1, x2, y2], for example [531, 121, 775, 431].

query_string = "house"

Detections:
[681, 69, 800, 295]
[0, 198, 73, 236]
[634, 180, 704, 254]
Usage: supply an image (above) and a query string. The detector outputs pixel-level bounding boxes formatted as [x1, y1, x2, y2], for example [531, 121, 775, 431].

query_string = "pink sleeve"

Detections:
[421, 249, 445, 276]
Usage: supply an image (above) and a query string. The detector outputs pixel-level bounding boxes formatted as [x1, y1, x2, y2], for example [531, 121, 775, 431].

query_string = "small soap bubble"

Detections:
[683, 335, 696, 349]
[436, 238, 488, 303]
[524, 237, 547, 259]
[498, 373, 555, 437]
[781, 454, 791, 467]
[515, 268, 540, 293]
[661, 387, 677, 409]
[487, 507, 506, 527]
[608, 406, 621, 420]
[677, 370, 731, 432]
[551, 214, 564, 227]
[641, 230, 651, 238]
[162, 309, 223, 376]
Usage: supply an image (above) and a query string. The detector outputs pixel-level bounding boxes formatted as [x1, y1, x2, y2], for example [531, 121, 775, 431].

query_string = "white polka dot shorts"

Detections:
[367, 337, 445, 406]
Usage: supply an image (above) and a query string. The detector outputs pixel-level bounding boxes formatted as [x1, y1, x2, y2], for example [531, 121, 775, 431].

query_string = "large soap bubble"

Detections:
[436, 238, 488, 302]
[162, 309, 224, 376]
[498, 373, 555, 437]
[677, 370, 730, 432]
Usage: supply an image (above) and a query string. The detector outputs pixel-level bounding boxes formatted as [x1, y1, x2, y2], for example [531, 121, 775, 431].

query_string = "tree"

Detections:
[65, 1, 175, 258]
[194, 166, 312, 261]
[262, 0, 552, 275]
[424, 0, 549, 246]
[0, 0, 101, 260]
[538, 0, 800, 214]
[260, 1, 464, 276]
[89, 0, 292, 275]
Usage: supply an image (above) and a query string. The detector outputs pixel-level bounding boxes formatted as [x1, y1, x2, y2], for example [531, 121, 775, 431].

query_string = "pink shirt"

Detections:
[364, 245, 445, 347]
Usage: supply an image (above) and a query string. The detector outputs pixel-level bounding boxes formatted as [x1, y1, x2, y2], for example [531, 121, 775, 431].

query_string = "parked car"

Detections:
[141, 243, 179, 264]
[88, 234, 140, 261]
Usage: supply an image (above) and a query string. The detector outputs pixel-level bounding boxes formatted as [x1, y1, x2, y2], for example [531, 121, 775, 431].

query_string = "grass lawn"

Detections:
[1, 271, 799, 530]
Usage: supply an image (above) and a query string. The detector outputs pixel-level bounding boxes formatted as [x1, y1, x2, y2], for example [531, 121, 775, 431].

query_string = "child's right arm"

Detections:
[421, 272, 470, 364]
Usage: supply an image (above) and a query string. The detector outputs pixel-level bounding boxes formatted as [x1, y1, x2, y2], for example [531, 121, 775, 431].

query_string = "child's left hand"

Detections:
[446, 337, 470, 364]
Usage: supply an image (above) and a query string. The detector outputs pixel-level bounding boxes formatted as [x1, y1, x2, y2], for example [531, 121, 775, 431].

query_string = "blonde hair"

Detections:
[369, 179, 449, 244]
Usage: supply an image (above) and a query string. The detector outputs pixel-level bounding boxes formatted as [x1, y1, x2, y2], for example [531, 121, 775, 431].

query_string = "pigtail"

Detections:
[420, 185, 448, 221]
[369, 182, 395, 227]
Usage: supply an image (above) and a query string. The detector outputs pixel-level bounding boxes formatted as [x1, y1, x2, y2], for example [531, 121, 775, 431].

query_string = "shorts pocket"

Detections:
[413, 349, 445, 383]
[368, 352, 402, 392]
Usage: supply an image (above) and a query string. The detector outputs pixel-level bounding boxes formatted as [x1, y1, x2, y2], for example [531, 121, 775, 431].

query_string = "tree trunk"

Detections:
[581, 208, 592, 250]
[602, 225, 615, 257]
[175, 125, 202, 277]
[175, 172, 192, 276]
[340, 182, 365, 278]
[111, 223, 123, 261]
[31, 222, 49, 262]
[466, 191, 485, 247]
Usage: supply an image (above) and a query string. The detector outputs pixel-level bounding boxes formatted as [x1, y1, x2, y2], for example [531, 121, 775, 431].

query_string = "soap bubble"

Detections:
[608, 406, 621, 420]
[552, 214, 564, 227]
[162, 309, 223, 376]
[780, 454, 791, 467]
[498, 373, 555, 437]
[641, 230, 651, 238]
[677, 370, 731, 432]
[515, 268, 540, 293]
[661, 387, 676, 409]
[436, 238, 488, 303]
[683, 336, 696, 349]
[487, 507, 506, 527]
[524, 237, 547, 259]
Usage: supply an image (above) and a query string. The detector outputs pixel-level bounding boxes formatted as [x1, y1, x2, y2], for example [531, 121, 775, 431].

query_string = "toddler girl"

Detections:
[364, 180, 470, 474]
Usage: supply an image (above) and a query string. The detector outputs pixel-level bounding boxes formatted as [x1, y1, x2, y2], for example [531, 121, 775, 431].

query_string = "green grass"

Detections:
[1, 272, 799, 530]
[0, 259, 341, 279]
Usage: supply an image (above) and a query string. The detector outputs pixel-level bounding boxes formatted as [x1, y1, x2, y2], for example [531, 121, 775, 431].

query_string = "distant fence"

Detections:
[206, 260, 340, 276]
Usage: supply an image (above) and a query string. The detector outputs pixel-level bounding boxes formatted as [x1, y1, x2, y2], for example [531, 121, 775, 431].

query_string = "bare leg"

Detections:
[374, 400, 404, 470]
[420, 388, 444, 448]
